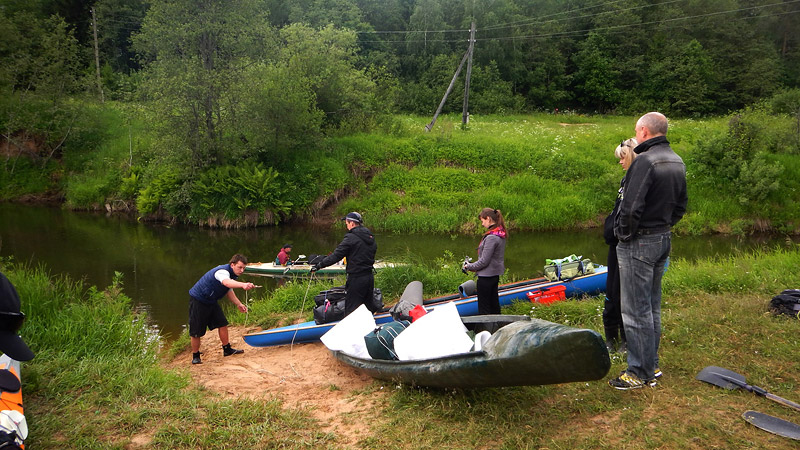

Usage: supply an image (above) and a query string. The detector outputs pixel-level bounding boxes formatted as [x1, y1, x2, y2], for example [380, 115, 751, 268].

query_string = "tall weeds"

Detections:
[2, 261, 327, 448]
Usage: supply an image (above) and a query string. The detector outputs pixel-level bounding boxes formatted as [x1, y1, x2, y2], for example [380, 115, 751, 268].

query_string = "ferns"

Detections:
[188, 164, 292, 224]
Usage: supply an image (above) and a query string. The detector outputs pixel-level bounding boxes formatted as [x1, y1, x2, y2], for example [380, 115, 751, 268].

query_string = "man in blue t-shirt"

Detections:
[188, 254, 255, 364]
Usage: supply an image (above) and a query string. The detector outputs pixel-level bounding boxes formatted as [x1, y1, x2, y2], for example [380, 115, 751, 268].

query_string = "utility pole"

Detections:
[462, 21, 476, 128]
[91, 8, 104, 103]
[424, 49, 470, 132]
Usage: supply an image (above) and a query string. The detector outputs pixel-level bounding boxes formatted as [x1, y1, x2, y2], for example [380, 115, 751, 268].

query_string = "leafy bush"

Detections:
[468, 62, 526, 115]
[64, 172, 120, 208]
[0, 157, 55, 199]
[691, 113, 783, 207]
[136, 169, 181, 216]
[118, 169, 140, 200]
[188, 164, 292, 223]
[769, 88, 800, 115]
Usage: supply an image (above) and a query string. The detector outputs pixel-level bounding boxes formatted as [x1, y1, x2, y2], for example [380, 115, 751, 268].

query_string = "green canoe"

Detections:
[245, 261, 398, 276]
[330, 315, 611, 388]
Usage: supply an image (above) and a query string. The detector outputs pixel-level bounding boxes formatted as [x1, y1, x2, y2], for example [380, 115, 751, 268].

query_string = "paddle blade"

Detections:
[743, 410, 800, 441]
[696, 366, 747, 390]
[0, 369, 20, 393]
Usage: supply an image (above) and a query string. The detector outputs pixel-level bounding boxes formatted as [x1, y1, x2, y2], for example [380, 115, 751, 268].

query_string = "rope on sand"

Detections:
[289, 271, 315, 378]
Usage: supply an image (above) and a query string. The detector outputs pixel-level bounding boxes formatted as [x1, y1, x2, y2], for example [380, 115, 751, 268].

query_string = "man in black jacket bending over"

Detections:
[312, 212, 378, 315]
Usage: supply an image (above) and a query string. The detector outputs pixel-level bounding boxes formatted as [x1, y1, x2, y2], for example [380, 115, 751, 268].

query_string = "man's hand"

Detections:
[237, 303, 248, 313]
[242, 282, 256, 290]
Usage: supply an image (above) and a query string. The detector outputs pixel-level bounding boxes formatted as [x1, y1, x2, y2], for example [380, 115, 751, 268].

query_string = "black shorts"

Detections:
[189, 297, 228, 337]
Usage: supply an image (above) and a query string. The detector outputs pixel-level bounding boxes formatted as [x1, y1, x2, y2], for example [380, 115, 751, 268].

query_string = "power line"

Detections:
[358, 37, 469, 44]
[476, 1, 800, 42]
[356, 7, 800, 45]
[355, 28, 468, 34]
[480, 0, 684, 32]
[355, 0, 799, 44]
[353, 0, 680, 35]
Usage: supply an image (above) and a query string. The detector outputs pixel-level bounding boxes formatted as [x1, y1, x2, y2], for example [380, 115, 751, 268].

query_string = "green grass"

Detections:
[7, 104, 800, 235]
[62, 101, 156, 209]
[357, 247, 800, 449]
[0, 157, 59, 200]
[328, 113, 774, 234]
[6, 245, 800, 448]
[3, 261, 334, 449]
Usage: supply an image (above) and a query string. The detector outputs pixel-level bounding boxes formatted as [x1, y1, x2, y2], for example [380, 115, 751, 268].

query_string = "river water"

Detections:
[0, 203, 791, 339]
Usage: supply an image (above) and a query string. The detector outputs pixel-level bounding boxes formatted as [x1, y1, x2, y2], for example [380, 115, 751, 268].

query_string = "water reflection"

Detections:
[0, 203, 794, 338]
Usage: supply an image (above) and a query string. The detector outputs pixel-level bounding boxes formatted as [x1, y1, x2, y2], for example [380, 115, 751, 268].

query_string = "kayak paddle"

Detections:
[283, 255, 307, 275]
[743, 410, 800, 441]
[696, 366, 800, 412]
[0, 369, 20, 393]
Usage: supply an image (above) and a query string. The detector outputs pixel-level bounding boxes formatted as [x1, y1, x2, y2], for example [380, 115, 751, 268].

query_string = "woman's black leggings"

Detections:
[476, 275, 501, 315]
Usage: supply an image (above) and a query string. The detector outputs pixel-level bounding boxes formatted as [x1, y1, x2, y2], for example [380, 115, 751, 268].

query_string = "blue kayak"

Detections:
[243, 265, 607, 348]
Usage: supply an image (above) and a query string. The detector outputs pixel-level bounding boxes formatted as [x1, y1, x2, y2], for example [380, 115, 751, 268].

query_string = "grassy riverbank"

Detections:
[6, 244, 800, 448]
[4, 104, 800, 235]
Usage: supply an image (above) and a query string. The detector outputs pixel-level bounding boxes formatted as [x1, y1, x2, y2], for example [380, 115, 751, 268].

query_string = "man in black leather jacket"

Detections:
[609, 112, 687, 390]
[312, 212, 378, 315]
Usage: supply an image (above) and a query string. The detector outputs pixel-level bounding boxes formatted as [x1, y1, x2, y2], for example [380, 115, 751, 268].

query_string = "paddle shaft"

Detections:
[766, 392, 800, 412]
[283, 255, 306, 274]
[717, 373, 800, 412]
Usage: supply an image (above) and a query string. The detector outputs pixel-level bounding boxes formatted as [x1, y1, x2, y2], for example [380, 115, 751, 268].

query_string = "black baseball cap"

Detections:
[0, 272, 34, 361]
[341, 212, 363, 223]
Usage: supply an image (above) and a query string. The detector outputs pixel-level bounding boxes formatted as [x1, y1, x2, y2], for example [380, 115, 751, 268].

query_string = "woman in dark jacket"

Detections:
[463, 208, 507, 315]
[603, 138, 637, 353]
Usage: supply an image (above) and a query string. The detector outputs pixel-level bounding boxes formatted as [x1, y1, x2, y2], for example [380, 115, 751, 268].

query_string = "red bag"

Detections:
[409, 304, 427, 322]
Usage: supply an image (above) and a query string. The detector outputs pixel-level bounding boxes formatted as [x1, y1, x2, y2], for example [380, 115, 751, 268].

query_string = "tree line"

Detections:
[1, 0, 799, 227]
[4, 0, 800, 116]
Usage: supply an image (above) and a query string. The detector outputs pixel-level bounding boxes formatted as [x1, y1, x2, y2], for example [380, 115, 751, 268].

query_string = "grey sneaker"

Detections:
[191, 352, 202, 365]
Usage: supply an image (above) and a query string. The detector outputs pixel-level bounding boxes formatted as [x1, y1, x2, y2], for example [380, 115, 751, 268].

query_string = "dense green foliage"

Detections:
[188, 164, 292, 226]
[7, 0, 798, 115]
[2, 0, 800, 233]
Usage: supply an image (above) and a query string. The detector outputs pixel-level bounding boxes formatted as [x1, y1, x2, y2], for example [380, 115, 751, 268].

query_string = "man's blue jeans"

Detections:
[617, 232, 671, 381]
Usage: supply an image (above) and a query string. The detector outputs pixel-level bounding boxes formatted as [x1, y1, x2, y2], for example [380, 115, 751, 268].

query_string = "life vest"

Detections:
[189, 264, 238, 304]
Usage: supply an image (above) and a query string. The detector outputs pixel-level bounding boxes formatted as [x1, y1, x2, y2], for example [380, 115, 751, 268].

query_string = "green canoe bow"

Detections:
[331, 315, 611, 388]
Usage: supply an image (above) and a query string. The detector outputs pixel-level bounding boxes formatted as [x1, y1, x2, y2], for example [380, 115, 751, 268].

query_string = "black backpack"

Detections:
[313, 298, 346, 324]
[314, 286, 346, 307]
[312, 287, 384, 324]
[769, 289, 800, 318]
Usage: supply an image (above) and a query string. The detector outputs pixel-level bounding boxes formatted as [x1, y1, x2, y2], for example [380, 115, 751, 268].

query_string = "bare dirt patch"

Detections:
[167, 326, 388, 446]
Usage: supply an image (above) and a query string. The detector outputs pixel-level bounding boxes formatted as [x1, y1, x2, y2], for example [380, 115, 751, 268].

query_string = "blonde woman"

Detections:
[602, 138, 637, 353]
